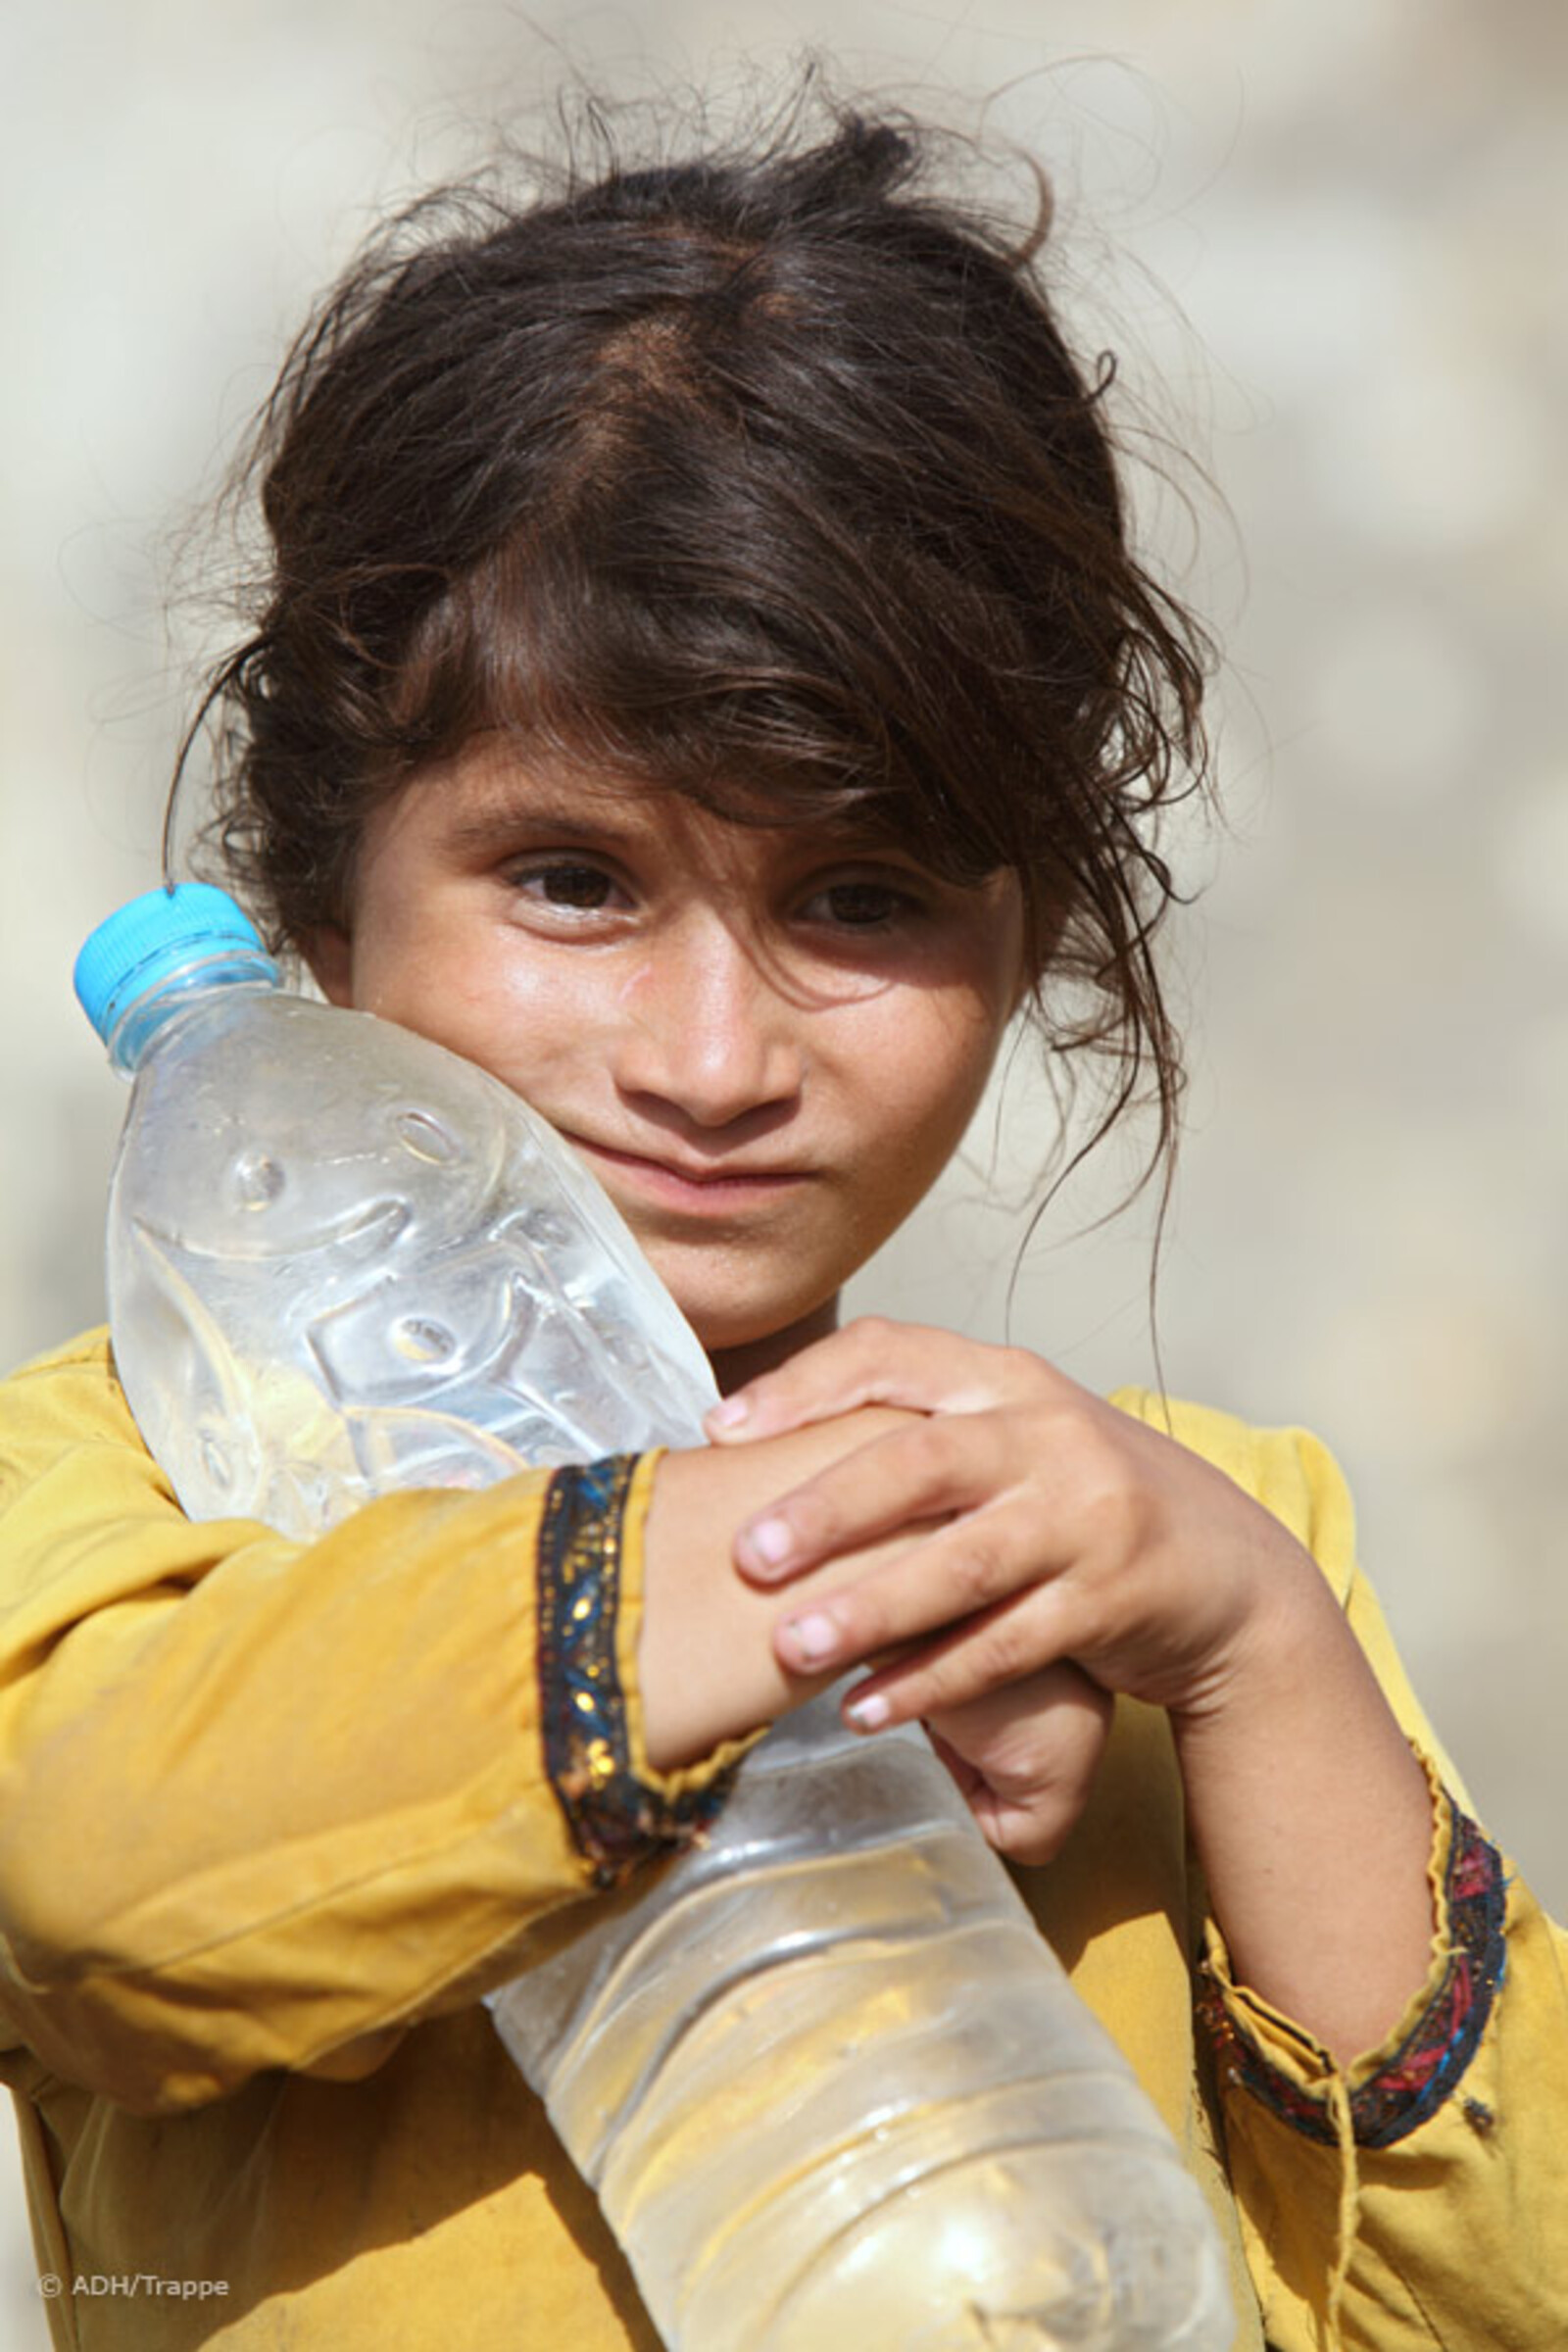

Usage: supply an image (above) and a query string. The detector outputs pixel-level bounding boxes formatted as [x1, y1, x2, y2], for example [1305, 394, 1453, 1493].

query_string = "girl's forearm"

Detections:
[638, 1410, 918, 1768]
[1170, 1576, 1437, 2067]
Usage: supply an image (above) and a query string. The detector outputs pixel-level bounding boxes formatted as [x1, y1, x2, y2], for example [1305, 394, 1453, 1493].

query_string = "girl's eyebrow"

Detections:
[440, 793, 934, 872]
[442, 798, 641, 857]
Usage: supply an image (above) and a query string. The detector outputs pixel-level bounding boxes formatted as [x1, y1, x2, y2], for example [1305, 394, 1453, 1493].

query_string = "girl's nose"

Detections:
[610, 921, 805, 1131]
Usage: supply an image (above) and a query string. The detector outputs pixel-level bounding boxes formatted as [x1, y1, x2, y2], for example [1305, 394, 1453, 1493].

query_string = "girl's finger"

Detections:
[733, 1409, 1013, 1584]
[705, 1315, 1036, 1443]
[923, 1665, 1114, 1866]
[926, 1660, 1109, 1777]
[770, 1486, 1079, 1680]
[833, 1579, 1098, 1731]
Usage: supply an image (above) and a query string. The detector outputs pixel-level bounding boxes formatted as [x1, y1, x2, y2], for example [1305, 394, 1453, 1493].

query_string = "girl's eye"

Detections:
[807, 879, 919, 930]
[512, 860, 619, 911]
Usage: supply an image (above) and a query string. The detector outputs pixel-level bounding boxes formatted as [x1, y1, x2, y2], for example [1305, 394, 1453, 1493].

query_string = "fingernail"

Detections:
[743, 1516, 794, 1570]
[845, 1691, 891, 1732]
[783, 1610, 840, 1664]
[706, 1395, 751, 1432]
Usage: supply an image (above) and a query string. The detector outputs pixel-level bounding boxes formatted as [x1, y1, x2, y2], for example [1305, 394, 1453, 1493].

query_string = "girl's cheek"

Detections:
[615, 957, 658, 1007]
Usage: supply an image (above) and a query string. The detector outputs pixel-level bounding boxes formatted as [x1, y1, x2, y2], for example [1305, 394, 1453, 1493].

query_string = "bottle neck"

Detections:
[108, 948, 281, 1074]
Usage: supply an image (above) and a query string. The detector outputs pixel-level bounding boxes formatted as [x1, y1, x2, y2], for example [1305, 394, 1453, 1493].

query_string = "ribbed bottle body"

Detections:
[491, 1694, 1233, 2352]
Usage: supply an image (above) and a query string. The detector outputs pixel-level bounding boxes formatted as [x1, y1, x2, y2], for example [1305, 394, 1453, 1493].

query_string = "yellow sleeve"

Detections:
[0, 1332, 745, 2118]
[1112, 1390, 1568, 2350]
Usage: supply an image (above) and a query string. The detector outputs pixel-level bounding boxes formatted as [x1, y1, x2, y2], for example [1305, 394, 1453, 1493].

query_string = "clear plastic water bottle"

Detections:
[78, 884, 1234, 2352]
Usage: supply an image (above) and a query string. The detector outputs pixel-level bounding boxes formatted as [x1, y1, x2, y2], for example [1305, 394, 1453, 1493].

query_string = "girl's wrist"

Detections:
[1161, 1524, 1339, 1736]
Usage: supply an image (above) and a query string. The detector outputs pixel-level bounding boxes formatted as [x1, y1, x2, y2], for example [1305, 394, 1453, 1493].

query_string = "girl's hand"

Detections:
[922, 1663, 1112, 1865]
[703, 1319, 1440, 2065]
[703, 1317, 1322, 1737]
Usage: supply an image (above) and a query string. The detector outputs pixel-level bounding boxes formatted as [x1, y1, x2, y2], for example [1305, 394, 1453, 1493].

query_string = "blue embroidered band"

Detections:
[1200, 1788, 1507, 2148]
[535, 1454, 739, 1889]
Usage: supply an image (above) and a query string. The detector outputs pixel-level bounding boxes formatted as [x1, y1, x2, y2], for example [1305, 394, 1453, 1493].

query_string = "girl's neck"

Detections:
[708, 1296, 839, 1396]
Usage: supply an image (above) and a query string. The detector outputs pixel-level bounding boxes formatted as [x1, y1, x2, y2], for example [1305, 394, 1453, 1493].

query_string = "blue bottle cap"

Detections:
[74, 884, 272, 1044]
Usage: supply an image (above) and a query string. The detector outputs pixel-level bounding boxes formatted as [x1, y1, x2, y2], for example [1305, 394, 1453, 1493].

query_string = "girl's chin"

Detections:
[678, 1295, 843, 1384]
[631, 1231, 843, 1370]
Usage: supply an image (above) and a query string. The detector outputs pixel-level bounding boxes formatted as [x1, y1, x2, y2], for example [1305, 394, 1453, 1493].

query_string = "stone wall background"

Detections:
[4, 0, 1563, 2332]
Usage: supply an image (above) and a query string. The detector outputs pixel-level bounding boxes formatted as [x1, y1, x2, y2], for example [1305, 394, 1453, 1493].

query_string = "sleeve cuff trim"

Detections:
[1199, 1788, 1508, 2148]
[535, 1454, 740, 1888]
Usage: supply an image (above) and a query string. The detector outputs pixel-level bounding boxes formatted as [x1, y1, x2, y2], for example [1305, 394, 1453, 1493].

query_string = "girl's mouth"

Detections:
[564, 1133, 814, 1213]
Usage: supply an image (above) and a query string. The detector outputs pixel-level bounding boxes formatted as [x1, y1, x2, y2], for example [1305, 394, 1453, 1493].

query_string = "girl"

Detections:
[0, 101, 1561, 2352]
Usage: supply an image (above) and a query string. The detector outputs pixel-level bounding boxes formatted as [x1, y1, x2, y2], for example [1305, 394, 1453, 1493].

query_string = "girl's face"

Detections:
[308, 738, 1026, 1385]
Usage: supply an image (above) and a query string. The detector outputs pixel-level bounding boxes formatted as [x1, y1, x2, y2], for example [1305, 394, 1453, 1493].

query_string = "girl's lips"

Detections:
[564, 1134, 813, 1211]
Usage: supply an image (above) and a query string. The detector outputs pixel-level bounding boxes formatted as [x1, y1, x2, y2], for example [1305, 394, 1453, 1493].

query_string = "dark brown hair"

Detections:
[172, 97, 1214, 1206]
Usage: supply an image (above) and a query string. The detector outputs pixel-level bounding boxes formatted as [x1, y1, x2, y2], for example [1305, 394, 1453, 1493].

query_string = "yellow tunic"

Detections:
[0, 1332, 1562, 2350]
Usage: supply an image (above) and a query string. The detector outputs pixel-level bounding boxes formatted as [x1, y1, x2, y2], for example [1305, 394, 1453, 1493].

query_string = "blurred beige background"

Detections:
[3, 0, 1564, 2332]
